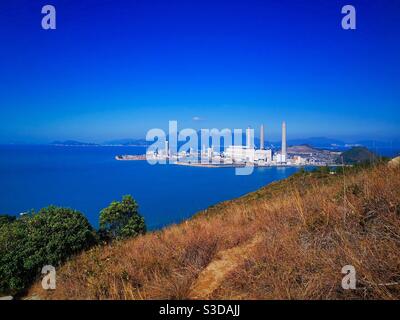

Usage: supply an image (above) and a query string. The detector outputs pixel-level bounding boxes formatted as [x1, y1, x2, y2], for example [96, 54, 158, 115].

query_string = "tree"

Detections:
[0, 207, 97, 295]
[27, 206, 98, 268]
[0, 216, 31, 294]
[0, 214, 16, 227]
[99, 195, 146, 241]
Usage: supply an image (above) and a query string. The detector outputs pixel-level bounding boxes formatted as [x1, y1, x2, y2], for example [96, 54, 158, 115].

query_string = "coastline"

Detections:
[115, 155, 343, 168]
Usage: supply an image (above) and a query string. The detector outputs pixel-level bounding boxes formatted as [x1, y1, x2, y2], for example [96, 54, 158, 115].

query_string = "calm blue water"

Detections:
[0, 145, 304, 230]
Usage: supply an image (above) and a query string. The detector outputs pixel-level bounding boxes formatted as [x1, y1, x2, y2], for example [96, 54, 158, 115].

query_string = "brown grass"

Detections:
[27, 164, 400, 299]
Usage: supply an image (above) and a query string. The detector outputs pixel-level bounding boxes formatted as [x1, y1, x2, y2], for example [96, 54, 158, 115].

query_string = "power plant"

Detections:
[215, 121, 287, 165]
[144, 120, 303, 167]
[121, 120, 338, 167]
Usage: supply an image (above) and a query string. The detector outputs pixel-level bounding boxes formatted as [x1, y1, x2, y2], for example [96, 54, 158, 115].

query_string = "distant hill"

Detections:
[286, 137, 345, 148]
[104, 139, 151, 146]
[338, 146, 379, 164]
[51, 140, 99, 146]
[286, 144, 321, 154]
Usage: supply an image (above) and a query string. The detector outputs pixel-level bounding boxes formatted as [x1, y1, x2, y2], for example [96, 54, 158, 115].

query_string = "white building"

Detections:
[255, 149, 272, 162]
[274, 153, 286, 164]
[293, 155, 306, 165]
[146, 150, 156, 159]
[178, 150, 188, 160]
[207, 147, 213, 159]
[224, 145, 255, 163]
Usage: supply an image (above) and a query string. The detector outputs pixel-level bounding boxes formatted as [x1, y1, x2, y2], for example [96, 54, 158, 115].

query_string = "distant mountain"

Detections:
[104, 139, 151, 146]
[338, 147, 379, 164]
[51, 140, 99, 146]
[286, 144, 321, 154]
[286, 137, 345, 148]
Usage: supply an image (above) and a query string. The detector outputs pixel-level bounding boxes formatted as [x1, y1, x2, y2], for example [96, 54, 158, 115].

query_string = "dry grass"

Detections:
[27, 164, 400, 299]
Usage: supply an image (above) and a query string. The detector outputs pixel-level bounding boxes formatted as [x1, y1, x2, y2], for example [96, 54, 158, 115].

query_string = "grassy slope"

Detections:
[28, 164, 400, 299]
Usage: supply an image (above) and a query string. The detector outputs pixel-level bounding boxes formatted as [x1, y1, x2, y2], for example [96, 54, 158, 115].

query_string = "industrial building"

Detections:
[146, 121, 297, 167]
[222, 122, 286, 165]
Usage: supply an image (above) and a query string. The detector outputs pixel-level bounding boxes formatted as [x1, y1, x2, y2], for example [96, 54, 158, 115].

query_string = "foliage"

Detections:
[0, 214, 16, 227]
[0, 206, 97, 295]
[99, 195, 146, 241]
[312, 165, 331, 175]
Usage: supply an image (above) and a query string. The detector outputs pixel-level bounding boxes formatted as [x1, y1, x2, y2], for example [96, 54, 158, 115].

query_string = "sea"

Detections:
[0, 145, 398, 230]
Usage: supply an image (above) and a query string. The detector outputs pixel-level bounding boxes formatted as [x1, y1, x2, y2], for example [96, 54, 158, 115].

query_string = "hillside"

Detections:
[27, 163, 400, 300]
[286, 144, 318, 154]
[339, 146, 379, 164]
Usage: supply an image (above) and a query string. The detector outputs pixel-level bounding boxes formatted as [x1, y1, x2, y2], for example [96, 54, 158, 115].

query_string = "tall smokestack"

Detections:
[281, 121, 286, 161]
[246, 126, 251, 148]
[260, 124, 264, 150]
[165, 140, 169, 157]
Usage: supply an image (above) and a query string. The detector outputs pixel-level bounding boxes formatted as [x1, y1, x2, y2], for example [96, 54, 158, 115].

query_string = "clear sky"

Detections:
[0, 0, 399, 143]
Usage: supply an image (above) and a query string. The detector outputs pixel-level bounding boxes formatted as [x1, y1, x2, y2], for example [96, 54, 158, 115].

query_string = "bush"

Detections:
[0, 206, 97, 295]
[99, 195, 146, 241]
[0, 214, 16, 227]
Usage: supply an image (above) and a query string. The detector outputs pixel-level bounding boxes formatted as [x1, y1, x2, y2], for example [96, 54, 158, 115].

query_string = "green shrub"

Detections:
[0, 207, 97, 295]
[99, 195, 146, 241]
[0, 214, 16, 227]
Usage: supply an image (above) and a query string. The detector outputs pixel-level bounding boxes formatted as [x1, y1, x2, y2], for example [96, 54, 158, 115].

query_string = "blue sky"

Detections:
[0, 0, 399, 143]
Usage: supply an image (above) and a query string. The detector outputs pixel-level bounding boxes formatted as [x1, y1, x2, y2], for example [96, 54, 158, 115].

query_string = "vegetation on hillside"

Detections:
[0, 196, 146, 296]
[99, 195, 146, 241]
[26, 161, 400, 300]
[0, 207, 97, 296]
[337, 146, 381, 164]
[0, 214, 16, 227]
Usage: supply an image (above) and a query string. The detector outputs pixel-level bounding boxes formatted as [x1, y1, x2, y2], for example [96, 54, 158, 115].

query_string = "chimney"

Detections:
[281, 121, 287, 161]
[260, 124, 264, 150]
[165, 140, 169, 157]
[246, 126, 251, 148]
